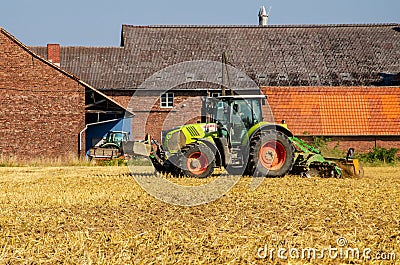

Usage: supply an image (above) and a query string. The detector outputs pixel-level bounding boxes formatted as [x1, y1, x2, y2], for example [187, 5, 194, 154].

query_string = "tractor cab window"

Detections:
[232, 100, 257, 130]
[106, 132, 128, 145]
[213, 100, 229, 125]
[230, 100, 252, 143]
[113, 133, 124, 143]
[229, 99, 263, 144]
[251, 99, 262, 124]
[208, 97, 264, 144]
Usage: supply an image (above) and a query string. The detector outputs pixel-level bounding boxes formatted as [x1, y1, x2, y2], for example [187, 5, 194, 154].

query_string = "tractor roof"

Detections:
[215, 95, 266, 100]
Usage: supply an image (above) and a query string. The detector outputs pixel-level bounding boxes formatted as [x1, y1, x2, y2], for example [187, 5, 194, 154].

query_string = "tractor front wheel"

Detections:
[247, 130, 295, 177]
[180, 143, 215, 178]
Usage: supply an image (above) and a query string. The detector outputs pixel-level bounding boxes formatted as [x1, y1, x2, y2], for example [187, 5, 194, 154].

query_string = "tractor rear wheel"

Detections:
[247, 130, 295, 177]
[179, 143, 215, 178]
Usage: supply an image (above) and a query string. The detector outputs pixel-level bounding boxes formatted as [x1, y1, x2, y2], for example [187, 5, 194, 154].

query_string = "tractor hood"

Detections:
[162, 123, 218, 154]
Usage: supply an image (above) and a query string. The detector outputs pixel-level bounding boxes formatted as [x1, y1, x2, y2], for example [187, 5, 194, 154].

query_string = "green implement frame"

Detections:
[289, 136, 342, 177]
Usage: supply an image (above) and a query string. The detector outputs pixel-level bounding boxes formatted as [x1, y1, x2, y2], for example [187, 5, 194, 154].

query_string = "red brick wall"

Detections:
[147, 95, 203, 141]
[104, 91, 203, 141]
[300, 136, 400, 154]
[47, 44, 60, 65]
[102, 90, 132, 109]
[0, 30, 85, 160]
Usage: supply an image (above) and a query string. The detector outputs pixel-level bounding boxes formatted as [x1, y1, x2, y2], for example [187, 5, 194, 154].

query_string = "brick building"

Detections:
[0, 28, 129, 160]
[30, 23, 400, 153]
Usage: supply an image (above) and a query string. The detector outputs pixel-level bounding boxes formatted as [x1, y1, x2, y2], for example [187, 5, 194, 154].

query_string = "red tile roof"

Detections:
[261, 86, 400, 136]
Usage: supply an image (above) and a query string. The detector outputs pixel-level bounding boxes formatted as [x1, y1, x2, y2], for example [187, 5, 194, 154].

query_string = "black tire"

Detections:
[179, 143, 215, 178]
[246, 130, 295, 177]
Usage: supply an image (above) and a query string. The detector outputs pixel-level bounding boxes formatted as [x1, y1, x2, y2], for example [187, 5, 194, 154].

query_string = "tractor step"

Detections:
[229, 147, 244, 166]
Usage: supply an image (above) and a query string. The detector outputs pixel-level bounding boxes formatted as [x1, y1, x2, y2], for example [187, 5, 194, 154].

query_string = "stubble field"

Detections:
[0, 165, 399, 264]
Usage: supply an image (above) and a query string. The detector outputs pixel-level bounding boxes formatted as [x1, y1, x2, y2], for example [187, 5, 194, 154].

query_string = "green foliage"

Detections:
[311, 136, 343, 158]
[96, 157, 152, 167]
[126, 157, 152, 166]
[358, 147, 399, 164]
[96, 158, 128, 166]
[312, 136, 332, 148]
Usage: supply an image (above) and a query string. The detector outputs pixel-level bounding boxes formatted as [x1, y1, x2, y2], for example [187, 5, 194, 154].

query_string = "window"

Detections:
[160, 92, 174, 108]
[185, 73, 195, 81]
[211, 92, 221, 97]
[277, 73, 289, 81]
[340, 73, 352, 81]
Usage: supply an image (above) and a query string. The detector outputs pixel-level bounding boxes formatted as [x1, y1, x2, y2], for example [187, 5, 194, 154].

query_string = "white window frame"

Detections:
[160, 92, 174, 108]
[211, 92, 221, 97]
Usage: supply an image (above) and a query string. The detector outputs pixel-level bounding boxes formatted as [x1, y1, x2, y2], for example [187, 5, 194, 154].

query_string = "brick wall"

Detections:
[0, 29, 85, 160]
[102, 90, 132, 109]
[147, 95, 203, 141]
[104, 90, 204, 141]
[47, 44, 60, 65]
[300, 136, 400, 155]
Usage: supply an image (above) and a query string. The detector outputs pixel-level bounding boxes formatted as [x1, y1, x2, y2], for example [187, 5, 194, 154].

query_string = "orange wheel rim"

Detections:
[187, 151, 209, 175]
[259, 140, 286, 170]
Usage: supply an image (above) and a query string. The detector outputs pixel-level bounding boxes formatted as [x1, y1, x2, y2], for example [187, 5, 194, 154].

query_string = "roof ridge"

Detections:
[30, 45, 123, 49]
[62, 46, 123, 49]
[122, 23, 400, 29]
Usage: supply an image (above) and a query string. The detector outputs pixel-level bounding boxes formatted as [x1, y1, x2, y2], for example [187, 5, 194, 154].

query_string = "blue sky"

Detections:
[1, 0, 399, 46]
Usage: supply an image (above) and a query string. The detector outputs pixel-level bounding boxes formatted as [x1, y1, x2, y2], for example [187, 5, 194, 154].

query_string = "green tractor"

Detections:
[88, 131, 130, 160]
[140, 95, 362, 178]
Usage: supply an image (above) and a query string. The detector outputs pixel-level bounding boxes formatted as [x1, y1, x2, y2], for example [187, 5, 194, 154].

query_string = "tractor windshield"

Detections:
[230, 99, 262, 143]
[231, 99, 263, 129]
[209, 97, 263, 144]
[106, 132, 128, 145]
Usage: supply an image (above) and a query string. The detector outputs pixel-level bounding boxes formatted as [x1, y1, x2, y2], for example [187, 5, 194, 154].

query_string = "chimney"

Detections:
[47, 44, 60, 67]
[258, 6, 269, 26]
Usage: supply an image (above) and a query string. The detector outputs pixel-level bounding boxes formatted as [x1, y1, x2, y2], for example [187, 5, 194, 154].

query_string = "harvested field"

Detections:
[0, 166, 399, 264]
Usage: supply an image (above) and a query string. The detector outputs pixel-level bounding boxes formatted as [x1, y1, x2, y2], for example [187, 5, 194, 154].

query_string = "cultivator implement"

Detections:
[289, 137, 363, 178]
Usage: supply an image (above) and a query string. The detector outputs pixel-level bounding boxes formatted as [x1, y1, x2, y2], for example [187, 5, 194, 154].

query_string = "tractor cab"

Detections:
[204, 95, 265, 144]
[102, 131, 130, 148]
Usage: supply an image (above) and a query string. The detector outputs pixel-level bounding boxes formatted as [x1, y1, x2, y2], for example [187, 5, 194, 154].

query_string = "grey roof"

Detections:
[31, 23, 400, 90]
